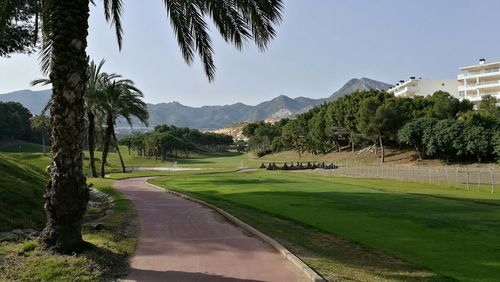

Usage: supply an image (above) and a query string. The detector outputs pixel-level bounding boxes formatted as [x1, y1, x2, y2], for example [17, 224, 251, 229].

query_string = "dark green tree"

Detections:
[493, 131, 500, 162]
[462, 125, 491, 163]
[479, 95, 498, 115]
[425, 119, 464, 163]
[427, 91, 461, 119]
[0, 102, 33, 141]
[398, 117, 437, 160]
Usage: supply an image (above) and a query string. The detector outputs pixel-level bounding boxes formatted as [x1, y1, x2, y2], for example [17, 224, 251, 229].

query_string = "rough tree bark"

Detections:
[87, 111, 97, 177]
[39, 0, 90, 253]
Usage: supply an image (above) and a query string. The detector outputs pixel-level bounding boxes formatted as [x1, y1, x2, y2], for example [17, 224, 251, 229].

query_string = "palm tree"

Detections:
[32, 59, 116, 178]
[30, 114, 50, 155]
[1, 0, 283, 253]
[97, 77, 149, 177]
[86, 60, 119, 177]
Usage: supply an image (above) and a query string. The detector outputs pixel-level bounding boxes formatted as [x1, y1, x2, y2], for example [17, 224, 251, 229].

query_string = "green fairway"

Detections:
[150, 171, 500, 281]
[0, 141, 252, 173]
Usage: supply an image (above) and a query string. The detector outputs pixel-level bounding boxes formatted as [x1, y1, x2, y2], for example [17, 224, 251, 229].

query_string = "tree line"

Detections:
[243, 90, 500, 163]
[0, 102, 49, 145]
[120, 125, 233, 162]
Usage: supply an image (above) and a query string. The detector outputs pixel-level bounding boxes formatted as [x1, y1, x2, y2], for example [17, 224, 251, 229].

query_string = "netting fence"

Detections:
[307, 160, 499, 194]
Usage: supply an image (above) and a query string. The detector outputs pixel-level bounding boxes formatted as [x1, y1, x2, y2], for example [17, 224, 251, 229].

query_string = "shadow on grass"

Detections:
[82, 242, 130, 280]
[157, 180, 500, 282]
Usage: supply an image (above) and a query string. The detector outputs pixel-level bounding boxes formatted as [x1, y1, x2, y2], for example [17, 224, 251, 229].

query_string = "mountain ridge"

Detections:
[0, 77, 392, 129]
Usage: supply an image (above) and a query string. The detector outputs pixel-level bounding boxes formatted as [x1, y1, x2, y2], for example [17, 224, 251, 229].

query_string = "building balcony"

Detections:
[458, 68, 500, 80]
[458, 80, 500, 91]
[463, 92, 500, 103]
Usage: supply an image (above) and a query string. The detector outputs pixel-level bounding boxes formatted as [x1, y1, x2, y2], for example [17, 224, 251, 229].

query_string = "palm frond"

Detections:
[161, 0, 283, 81]
[30, 77, 51, 86]
[103, 0, 124, 49]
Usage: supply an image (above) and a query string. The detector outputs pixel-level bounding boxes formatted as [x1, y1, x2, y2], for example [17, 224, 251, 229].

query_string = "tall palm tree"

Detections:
[30, 114, 50, 155]
[86, 59, 118, 177]
[1, 0, 283, 253]
[32, 59, 116, 178]
[97, 77, 149, 177]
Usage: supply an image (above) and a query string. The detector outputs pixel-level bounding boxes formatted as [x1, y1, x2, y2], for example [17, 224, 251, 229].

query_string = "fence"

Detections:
[309, 160, 499, 194]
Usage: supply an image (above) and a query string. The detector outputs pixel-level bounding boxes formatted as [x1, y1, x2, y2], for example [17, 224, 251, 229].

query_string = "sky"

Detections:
[1, 0, 499, 106]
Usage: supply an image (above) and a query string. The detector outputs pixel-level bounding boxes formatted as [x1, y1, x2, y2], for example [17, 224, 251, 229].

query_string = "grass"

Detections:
[0, 141, 138, 280]
[4, 140, 499, 280]
[0, 153, 47, 231]
[0, 140, 253, 173]
[150, 170, 500, 281]
[0, 177, 138, 281]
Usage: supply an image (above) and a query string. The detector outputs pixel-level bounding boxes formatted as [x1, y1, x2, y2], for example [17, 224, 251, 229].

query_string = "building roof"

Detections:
[460, 61, 500, 71]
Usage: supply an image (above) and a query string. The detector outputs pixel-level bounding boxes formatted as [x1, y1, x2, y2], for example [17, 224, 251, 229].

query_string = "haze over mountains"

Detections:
[0, 77, 392, 129]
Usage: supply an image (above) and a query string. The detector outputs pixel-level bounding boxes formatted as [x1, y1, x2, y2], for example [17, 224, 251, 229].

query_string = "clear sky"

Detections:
[1, 0, 499, 106]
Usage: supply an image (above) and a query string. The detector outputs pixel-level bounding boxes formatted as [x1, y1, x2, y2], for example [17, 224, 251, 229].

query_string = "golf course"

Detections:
[1, 141, 499, 281]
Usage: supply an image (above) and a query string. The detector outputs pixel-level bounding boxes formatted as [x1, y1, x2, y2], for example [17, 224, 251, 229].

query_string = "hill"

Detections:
[327, 77, 393, 101]
[0, 150, 47, 231]
[0, 77, 392, 129]
[0, 89, 51, 114]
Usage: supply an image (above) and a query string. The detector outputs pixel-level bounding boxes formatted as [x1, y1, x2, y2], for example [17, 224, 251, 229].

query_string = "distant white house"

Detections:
[458, 59, 500, 103]
[388, 78, 458, 98]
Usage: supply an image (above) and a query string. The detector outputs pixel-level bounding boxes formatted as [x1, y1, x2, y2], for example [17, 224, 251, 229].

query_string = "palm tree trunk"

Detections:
[100, 115, 114, 178]
[39, 0, 90, 254]
[112, 131, 126, 173]
[87, 111, 97, 177]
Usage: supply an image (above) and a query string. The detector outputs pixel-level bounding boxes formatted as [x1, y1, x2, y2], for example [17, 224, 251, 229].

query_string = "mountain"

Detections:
[328, 77, 393, 101]
[0, 89, 51, 114]
[0, 77, 392, 129]
[144, 94, 325, 129]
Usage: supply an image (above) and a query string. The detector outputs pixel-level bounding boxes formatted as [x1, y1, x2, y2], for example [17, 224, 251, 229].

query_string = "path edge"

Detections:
[144, 179, 325, 282]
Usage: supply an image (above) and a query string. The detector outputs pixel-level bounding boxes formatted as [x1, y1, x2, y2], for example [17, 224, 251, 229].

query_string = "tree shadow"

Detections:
[128, 268, 265, 282]
[76, 242, 130, 280]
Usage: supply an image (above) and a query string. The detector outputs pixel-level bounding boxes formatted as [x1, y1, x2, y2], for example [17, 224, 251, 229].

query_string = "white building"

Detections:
[458, 59, 500, 103]
[388, 78, 458, 98]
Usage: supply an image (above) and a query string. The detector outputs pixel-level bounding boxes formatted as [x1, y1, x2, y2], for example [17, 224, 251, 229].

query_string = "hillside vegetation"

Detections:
[0, 152, 46, 231]
[244, 90, 500, 164]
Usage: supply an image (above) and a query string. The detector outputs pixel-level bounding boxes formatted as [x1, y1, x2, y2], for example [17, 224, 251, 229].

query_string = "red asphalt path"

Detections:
[113, 177, 305, 282]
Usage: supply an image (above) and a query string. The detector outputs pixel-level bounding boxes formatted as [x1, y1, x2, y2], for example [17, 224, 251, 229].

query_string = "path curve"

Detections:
[114, 177, 306, 282]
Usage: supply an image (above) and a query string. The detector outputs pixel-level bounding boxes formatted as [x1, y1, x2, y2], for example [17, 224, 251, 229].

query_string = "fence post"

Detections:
[466, 167, 470, 191]
[477, 169, 481, 192]
[490, 168, 495, 194]
[437, 168, 440, 186]
[445, 168, 450, 187]
[429, 168, 432, 184]
[456, 168, 459, 189]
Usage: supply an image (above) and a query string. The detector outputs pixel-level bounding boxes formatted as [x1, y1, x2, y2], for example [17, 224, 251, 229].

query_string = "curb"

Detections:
[144, 179, 325, 282]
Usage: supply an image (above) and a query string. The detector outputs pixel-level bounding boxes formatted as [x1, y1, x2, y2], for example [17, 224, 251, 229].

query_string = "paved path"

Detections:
[113, 177, 305, 282]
